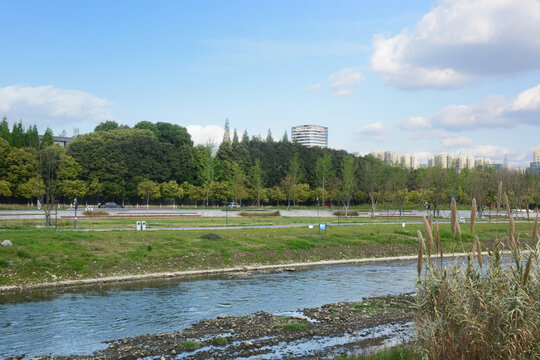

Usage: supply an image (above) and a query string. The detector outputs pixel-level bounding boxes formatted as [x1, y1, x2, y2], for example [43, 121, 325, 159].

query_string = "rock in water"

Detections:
[1, 240, 13, 247]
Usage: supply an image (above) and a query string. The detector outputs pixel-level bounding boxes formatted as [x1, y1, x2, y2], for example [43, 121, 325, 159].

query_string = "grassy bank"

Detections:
[0, 222, 535, 287]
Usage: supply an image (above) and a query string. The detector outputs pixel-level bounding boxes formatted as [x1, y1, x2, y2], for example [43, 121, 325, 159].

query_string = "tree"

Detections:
[362, 156, 384, 216]
[41, 128, 54, 148]
[161, 180, 184, 207]
[288, 153, 302, 206]
[342, 155, 358, 213]
[269, 186, 286, 205]
[266, 129, 274, 143]
[231, 162, 248, 204]
[281, 131, 289, 143]
[315, 154, 333, 206]
[60, 180, 88, 201]
[95, 120, 121, 132]
[194, 144, 216, 207]
[0, 180, 12, 198]
[137, 180, 161, 207]
[0, 117, 10, 144]
[249, 159, 264, 207]
[6, 148, 37, 192]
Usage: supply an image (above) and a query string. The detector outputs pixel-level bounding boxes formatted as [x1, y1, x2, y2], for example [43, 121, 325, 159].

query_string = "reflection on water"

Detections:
[0, 260, 419, 357]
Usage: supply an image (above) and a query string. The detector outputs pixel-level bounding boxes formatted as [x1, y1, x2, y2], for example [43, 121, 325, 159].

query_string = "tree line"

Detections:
[0, 117, 539, 213]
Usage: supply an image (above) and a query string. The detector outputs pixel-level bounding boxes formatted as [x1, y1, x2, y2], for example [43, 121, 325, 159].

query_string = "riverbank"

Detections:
[31, 294, 414, 360]
[1, 221, 536, 291]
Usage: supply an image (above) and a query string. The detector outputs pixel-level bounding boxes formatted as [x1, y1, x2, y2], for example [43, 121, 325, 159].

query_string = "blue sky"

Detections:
[1, 0, 539, 166]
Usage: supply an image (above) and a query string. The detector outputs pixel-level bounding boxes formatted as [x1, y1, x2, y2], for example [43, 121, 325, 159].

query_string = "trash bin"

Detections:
[141, 221, 146, 231]
[136, 221, 141, 231]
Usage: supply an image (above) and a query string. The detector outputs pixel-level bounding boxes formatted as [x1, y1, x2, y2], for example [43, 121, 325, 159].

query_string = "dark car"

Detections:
[98, 202, 123, 208]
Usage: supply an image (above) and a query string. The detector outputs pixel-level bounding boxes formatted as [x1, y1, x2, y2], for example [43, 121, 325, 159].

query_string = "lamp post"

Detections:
[55, 200, 59, 230]
[74, 196, 78, 229]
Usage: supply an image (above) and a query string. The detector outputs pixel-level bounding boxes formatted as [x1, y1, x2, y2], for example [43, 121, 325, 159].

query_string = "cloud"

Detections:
[186, 125, 224, 145]
[356, 122, 392, 141]
[399, 116, 431, 130]
[442, 136, 473, 147]
[306, 83, 322, 91]
[329, 68, 364, 96]
[371, 0, 540, 89]
[407, 83, 540, 132]
[0, 85, 114, 129]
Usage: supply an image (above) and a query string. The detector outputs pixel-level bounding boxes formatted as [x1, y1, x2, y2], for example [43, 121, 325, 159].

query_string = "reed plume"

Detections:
[470, 198, 477, 233]
[417, 229, 425, 277]
[496, 181, 503, 211]
[523, 254, 532, 285]
[423, 215, 433, 258]
[533, 212, 538, 242]
[473, 235, 482, 269]
[451, 197, 458, 238]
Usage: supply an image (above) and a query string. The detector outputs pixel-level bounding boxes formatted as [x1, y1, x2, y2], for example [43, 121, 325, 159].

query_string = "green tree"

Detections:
[194, 144, 216, 207]
[5, 148, 37, 191]
[137, 180, 161, 207]
[269, 185, 286, 206]
[288, 153, 302, 206]
[0, 180, 12, 198]
[60, 179, 88, 201]
[249, 159, 264, 206]
[341, 155, 358, 213]
[315, 154, 334, 206]
[0, 117, 10, 144]
[94, 120, 121, 132]
[160, 180, 184, 207]
[296, 183, 310, 204]
[40, 127, 54, 148]
[231, 162, 248, 204]
[10, 121, 25, 148]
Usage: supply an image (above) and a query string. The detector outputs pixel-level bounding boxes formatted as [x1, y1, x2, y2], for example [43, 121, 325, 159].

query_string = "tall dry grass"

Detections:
[415, 193, 540, 360]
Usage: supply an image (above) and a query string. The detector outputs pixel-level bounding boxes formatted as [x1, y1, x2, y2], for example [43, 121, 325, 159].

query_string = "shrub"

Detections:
[239, 210, 280, 217]
[83, 210, 109, 216]
[200, 233, 222, 241]
[415, 199, 540, 360]
[333, 210, 358, 216]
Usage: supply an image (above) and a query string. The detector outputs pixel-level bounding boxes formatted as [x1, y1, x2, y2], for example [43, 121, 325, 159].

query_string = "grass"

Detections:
[0, 222, 535, 286]
[213, 337, 228, 345]
[333, 345, 420, 359]
[181, 340, 200, 350]
[239, 210, 280, 217]
[282, 322, 307, 331]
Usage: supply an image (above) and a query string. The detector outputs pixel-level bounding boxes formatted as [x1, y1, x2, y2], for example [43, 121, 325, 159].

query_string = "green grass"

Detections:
[213, 337, 228, 345]
[333, 345, 420, 359]
[181, 340, 200, 350]
[0, 222, 535, 286]
[282, 322, 307, 331]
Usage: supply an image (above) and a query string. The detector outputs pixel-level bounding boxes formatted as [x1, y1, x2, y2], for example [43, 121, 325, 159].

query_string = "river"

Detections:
[0, 260, 419, 358]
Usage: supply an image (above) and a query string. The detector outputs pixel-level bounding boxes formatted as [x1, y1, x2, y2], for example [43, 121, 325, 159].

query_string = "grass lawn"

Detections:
[0, 221, 536, 286]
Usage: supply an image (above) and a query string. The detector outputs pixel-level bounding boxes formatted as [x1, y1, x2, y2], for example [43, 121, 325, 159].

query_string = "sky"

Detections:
[1, 0, 539, 167]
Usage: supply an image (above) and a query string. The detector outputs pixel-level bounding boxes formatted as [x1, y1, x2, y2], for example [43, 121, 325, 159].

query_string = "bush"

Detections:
[415, 199, 540, 360]
[333, 210, 358, 216]
[239, 210, 280, 217]
[83, 210, 109, 216]
[200, 233, 222, 241]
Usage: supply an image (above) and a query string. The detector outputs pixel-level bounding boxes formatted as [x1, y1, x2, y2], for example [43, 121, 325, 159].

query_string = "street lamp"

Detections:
[74, 196, 78, 229]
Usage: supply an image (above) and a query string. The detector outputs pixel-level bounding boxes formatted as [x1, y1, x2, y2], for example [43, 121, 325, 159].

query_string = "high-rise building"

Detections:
[534, 149, 540, 163]
[368, 150, 418, 169]
[530, 149, 540, 175]
[291, 125, 328, 148]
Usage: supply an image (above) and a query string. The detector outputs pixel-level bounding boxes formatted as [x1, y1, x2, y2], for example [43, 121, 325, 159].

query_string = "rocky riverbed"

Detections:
[30, 294, 415, 360]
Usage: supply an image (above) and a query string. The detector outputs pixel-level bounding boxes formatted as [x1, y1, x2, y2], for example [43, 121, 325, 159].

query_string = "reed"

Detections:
[417, 229, 425, 278]
[470, 198, 477, 233]
[415, 197, 540, 360]
[450, 197, 458, 238]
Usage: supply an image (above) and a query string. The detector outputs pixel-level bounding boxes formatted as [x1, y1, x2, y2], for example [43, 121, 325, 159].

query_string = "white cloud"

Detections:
[0, 85, 114, 129]
[407, 83, 540, 132]
[186, 125, 224, 145]
[306, 83, 322, 91]
[329, 68, 364, 96]
[413, 151, 432, 163]
[371, 0, 540, 89]
[442, 136, 473, 147]
[356, 122, 392, 141]
[399, 116, 431, 130]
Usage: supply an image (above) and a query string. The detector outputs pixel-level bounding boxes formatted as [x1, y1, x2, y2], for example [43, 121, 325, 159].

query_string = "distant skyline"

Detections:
[1, 0, 539, 166]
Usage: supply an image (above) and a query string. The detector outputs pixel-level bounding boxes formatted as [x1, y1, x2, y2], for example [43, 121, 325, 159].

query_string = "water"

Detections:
[0, 260, 418, 358]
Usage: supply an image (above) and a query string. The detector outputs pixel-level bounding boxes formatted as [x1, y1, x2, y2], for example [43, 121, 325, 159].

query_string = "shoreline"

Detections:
[0, 252, 483, 295]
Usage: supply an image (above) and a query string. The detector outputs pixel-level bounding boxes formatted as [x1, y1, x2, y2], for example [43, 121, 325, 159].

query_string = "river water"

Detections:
[0, 260, 419, 358]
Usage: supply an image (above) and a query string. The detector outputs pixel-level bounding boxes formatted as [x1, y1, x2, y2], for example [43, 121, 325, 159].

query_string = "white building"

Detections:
[534, 149, 540, 163]
[291, 125, 328, 148]
[368, 150, 418, 169]
[401, 153, 419, 169]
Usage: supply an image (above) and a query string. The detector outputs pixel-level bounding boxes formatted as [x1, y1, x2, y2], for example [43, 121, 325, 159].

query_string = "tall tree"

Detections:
[266, 129, 274, 143]
[342, 155, 358, 213]
[0, 117, 10, 144]
[95, 120, 121, 132]
[315, 154, 333, 206]
[288, 153, 302, 206]
[160, 180, 184, 208]
[137, 180, 161, 207]
[249, 159, 264, 207]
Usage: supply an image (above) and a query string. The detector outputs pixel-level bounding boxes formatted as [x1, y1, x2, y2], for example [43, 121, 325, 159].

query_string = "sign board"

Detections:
[320, 223, 326, 230]
[141, 221, 146, 230]
[309, 225, 314, 229]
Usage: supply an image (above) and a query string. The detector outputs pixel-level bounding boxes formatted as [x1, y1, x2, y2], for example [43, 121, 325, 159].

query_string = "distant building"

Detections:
[530, 149, 540, 175]
[368, 150, 418, 169]
[38, 135, 74, 147]
[427, 152, 490, 170]
[291, 125, 328, 148]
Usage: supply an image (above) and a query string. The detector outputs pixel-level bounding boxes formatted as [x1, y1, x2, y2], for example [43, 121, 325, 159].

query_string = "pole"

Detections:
[226, 208, 228, 227]
[55, 201, 58, 230]
[74, 196, 78, 229]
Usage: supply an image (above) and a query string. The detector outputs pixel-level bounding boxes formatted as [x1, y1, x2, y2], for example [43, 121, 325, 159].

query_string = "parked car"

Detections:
[228, 202, 241, 208]
[98, 202, 123, 208]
